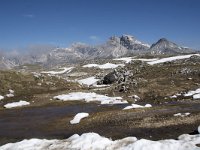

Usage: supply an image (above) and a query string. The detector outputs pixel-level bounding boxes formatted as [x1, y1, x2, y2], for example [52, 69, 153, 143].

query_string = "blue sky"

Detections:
[0, 0, 200, 50]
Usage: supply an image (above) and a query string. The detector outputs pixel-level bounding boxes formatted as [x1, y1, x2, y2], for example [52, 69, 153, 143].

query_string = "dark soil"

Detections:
[0, 101, 200, 145]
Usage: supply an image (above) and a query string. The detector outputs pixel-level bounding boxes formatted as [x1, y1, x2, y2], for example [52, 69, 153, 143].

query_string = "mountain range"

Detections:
[0, 35, 197, 69]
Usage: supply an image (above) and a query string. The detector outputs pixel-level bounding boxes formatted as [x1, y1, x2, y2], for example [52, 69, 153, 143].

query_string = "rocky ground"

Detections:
[0, 54, 200, 146]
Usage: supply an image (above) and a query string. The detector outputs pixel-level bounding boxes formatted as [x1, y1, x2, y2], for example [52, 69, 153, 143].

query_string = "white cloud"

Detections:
[23, 14, 35, 18]
[89, 35, 99, 41]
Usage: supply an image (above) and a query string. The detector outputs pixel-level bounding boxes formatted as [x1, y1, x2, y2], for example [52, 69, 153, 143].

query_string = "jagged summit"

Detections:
[150, 38, 177, 49]
[120, 35, 150, 49]
[149, 38, 195, 55]
[157, 38, 168, 42]
[121, 34, 137, 43]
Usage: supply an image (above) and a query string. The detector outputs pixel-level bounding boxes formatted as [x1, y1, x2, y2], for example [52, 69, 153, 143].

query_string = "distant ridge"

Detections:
[0, 35, 197, 69]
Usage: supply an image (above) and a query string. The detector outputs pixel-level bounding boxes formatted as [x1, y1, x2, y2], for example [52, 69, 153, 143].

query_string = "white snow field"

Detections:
[83, 63, 124, 69]
[4, 100, 30, 108]
[0, 95, 4, 100]
[113, 57, 133, 63]
[1, 128, 200, 150]
[54, 92, 128, 104]
[77, 76, 99, 86]
[41, 67, 74, 75]
[70, 113, 89, 124]
[123, 104, 152, 110]
[114, 54, 200, 65]
[113, 57, 158, 63]
[147, 54, 200, 65]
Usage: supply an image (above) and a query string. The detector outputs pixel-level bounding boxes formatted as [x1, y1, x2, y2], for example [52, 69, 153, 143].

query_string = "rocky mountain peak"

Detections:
[157, 38, 169, 42]
[121, 34, 136, 41]
[107, 36, 121, 45]
[0, 34, 197, 69]
[150, 38, 177, 49]
[119, 35, 150, 50]
[149, 38, 194, 55]
[120, 35, 142, 45]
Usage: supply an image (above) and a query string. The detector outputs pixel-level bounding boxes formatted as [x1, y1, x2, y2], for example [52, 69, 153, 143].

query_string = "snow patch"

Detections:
[78, 77, 109, 87]
[169, 93, 181, 99]
[184, 88, 200, 100]
[9, 89, 14, 94]
[170, 95, 177, 98]
[128, 95, 140, 100]
[113, 57, 133, 63]
[78, 77, 99, 86]
[83, 63, 124, 69]
[5, 89, 15, 97]
[184, 88, 200, 97]
[132, 58, 158, 62]
[41, 67, 74, 75]
[170, 88, 200, 100]
[92, 84, 110, 88]
[54, 92, 127, 104]
[70, 113, 89, 124]
[6, 93, 14, 98]
[123, 104, 152, 110]
[174, 112, 190, 117]
[113, 57, 158, 63]
[193, 94, 200, 99]
[0, 95, 4, 100]
[4, 100, 30, 108]
[114, 54, 200, 66]
[148, 54, 200, 65]
[82, 64, 99, 68]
